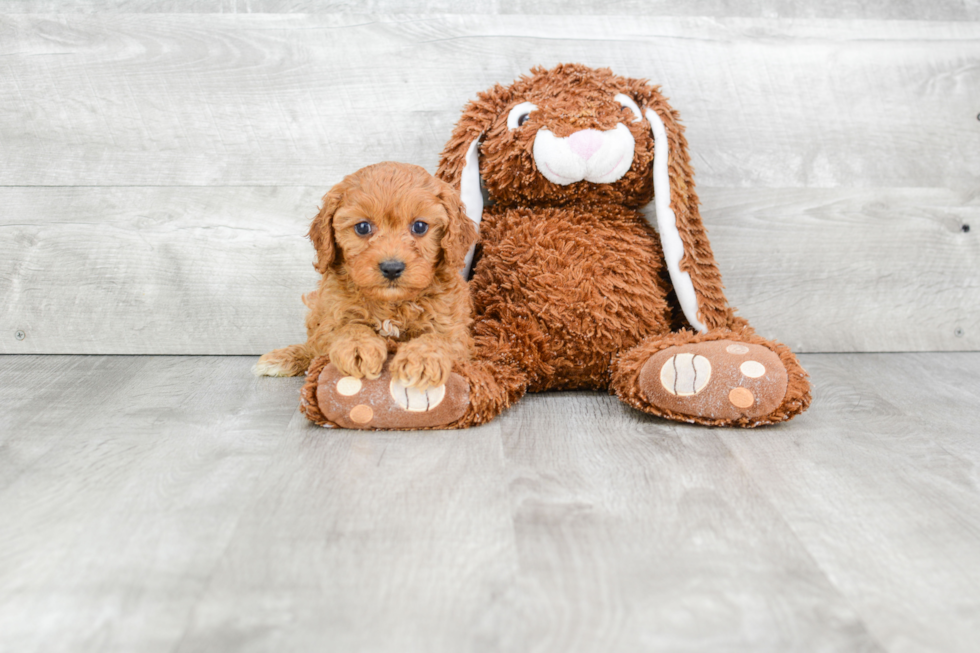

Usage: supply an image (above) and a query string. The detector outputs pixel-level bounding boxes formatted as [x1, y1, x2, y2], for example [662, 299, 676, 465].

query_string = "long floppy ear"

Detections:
[624, 77, 735, 333]
[436, 180, 479, 274]
[436, 82, 514, 276]
[308, 184, 344, 274]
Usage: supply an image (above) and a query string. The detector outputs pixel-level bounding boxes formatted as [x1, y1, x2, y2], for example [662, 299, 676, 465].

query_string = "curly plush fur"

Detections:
[432, 63, 810, 428]
[255, 162, 476, 391]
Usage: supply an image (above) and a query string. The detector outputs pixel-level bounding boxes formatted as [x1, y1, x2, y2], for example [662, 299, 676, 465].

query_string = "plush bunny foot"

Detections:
[638, 340, 788, 422]
[300, 356, 469, 430]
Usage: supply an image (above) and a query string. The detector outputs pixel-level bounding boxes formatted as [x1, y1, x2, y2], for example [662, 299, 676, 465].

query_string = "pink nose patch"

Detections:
[568, 129, 603, 160]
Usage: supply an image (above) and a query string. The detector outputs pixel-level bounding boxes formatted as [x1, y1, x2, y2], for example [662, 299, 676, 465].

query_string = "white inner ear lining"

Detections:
[645, 108, 706, 333]
[458, 138, 483, 278]
[614, 93, 642, 123]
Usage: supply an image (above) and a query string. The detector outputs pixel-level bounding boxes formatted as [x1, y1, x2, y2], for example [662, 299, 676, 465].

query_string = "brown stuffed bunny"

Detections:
[302, 63, 810, 429]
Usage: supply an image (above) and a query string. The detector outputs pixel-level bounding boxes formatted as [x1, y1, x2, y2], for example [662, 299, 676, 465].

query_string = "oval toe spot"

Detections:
[349, 404, 373, 424]
[390, 379, 446, 412]
[336, 376, 362, 396]
[691, 355, 712, 394]
[659, 353, 711, 396]
[740, 361, 766, 378]
[726, 343, 750, 355]
[423, 384, 446, 411]
[659, 357, 678, 394]
[729, 387, 755, 408]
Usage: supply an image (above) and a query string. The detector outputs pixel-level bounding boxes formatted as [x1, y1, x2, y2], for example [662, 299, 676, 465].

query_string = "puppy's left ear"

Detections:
[436, 180, 479, 275]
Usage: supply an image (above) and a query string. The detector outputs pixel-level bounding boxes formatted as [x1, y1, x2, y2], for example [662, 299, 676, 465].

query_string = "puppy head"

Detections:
[309, 162, 476, 301]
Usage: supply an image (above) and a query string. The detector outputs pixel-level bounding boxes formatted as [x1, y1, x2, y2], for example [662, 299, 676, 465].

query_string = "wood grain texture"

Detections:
[0, 355, 302, 653]
[177, 391, 881, 653]
[489, 392, 881, 652]
[175, 413, 514, 653]
[1, 15, 978, 188]
[697, 187, 980, 353]
[0, 186, 320, 355]
[2, 1, 978, 20]
[719, 352, 980, 652]
[2, 186, 976, 354]
[2, 352, 979, 651]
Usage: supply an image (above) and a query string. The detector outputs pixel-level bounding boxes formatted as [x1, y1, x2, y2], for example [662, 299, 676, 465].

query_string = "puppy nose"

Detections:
[568, 129, 603, 160]
[379, 259, 406, 280]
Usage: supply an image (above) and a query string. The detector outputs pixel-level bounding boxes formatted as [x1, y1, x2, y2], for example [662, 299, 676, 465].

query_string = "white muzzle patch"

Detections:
[532, 123, 635, 186]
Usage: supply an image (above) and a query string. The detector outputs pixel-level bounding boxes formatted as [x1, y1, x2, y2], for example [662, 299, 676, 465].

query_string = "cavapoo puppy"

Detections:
[254, 162, 477, 390]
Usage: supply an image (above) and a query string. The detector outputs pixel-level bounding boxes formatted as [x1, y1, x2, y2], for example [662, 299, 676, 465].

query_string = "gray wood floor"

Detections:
[1, 352, 978, 652]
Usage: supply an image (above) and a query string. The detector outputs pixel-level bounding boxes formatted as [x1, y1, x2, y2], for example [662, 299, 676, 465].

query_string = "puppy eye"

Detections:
[507, 101, 538, 130]
[354, 221, 373, 236]
[411, 220, 429, 236]
[614, 93, 642, 123]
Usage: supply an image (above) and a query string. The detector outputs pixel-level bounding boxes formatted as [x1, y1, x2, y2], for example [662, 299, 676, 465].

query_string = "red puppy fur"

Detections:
[254, 162, 477, 389]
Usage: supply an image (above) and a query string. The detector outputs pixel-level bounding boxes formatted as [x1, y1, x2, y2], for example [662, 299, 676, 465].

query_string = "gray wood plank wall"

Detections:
[3, 1, 980, 20]
[1, 9, 978, 354]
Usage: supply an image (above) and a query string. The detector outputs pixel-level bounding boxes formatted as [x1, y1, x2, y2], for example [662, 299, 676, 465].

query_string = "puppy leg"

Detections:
[328, 325, 388, 380]
[390, 315, 537, 428]
[254, 344, 312, 377]
[389, 333, 466, 389]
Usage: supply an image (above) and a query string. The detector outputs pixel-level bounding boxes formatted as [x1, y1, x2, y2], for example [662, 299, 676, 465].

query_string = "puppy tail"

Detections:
[253, 344, 312, 377]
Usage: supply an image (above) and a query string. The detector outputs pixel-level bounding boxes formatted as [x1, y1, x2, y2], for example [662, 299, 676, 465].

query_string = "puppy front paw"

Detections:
[390, 341, 454, 389]
[329, 335, 387, 380]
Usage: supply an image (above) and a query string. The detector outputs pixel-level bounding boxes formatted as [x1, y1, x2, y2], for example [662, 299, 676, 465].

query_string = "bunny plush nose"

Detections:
[567, 129, 604, 160]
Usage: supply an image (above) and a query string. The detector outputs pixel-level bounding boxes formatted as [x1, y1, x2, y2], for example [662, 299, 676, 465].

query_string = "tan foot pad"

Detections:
[315, 362, 469, 430]
[639, 340, 788, 421]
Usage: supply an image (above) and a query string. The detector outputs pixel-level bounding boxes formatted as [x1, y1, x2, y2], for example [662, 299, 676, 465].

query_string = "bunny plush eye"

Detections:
[614, 93, 642, 123]
[507, 101, 538, 130]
